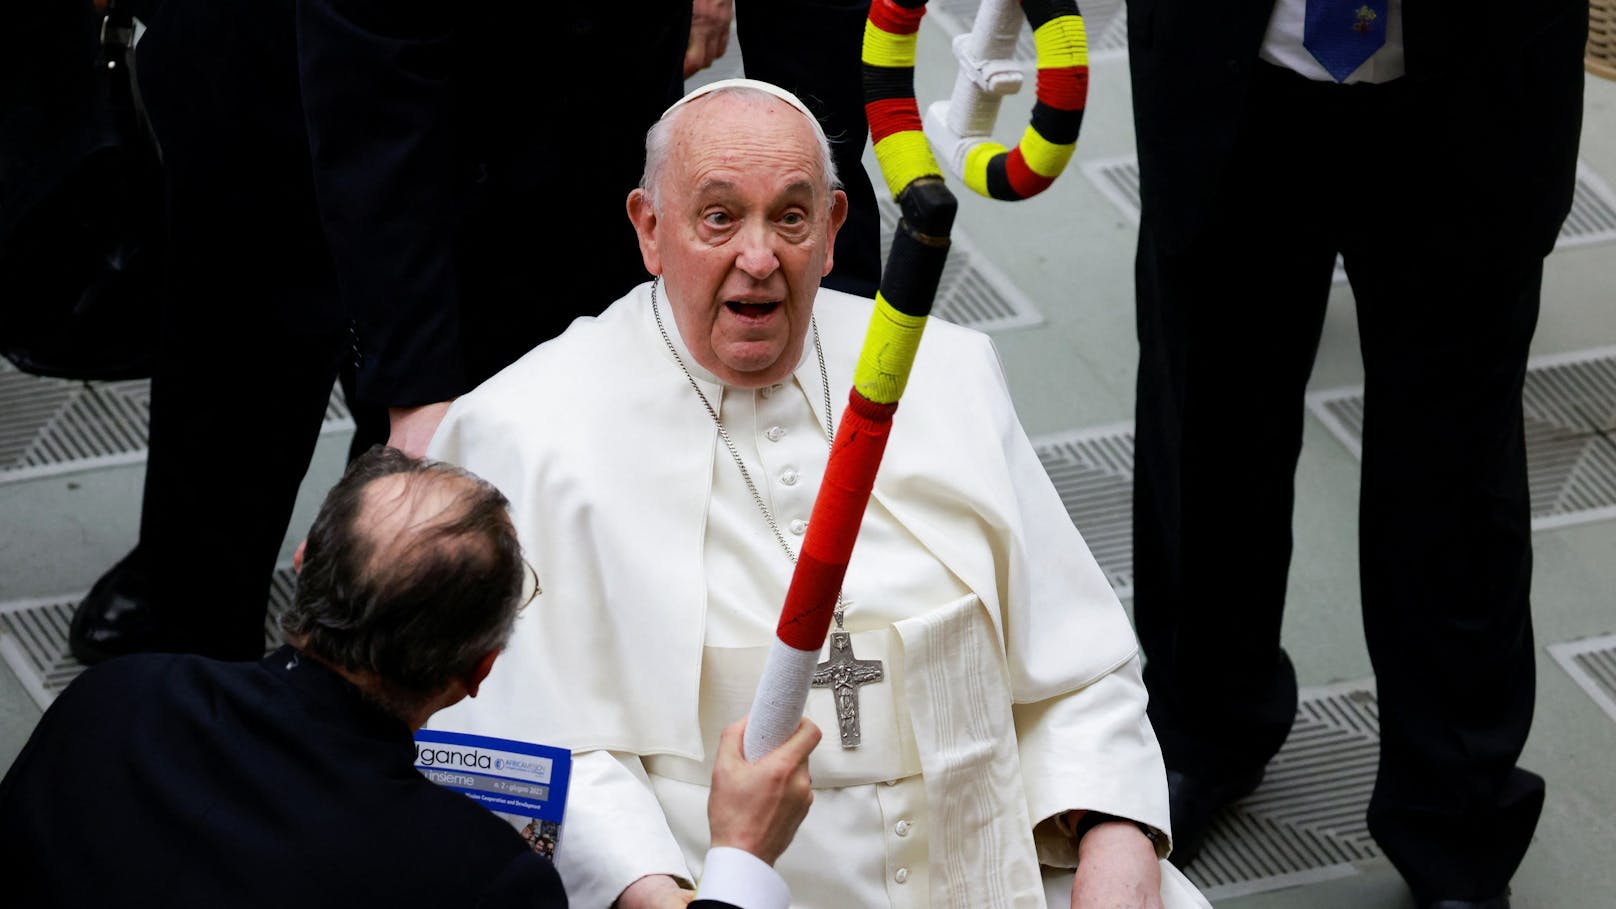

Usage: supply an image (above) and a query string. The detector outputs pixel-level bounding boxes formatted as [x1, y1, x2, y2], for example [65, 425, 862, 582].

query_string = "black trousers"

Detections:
[127, 0, 686, 659]
[1132, 62, 1545, 901]
[735, 0, 882, 298]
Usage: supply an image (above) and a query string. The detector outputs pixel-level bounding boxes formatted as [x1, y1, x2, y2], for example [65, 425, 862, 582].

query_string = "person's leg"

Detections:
[1343, 11, 1584, 899]
[1132, 63, 1347, 865]
[1347, 136, 1545, 908]
[735, 0, 881, 298]
[72, 0, 344, 662]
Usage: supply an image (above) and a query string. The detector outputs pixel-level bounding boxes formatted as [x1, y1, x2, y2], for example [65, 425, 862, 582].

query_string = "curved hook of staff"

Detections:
[874, 0, 1089, 202]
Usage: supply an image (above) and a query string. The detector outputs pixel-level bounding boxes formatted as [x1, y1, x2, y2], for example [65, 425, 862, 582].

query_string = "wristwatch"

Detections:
[1056, 809, 1166, 853]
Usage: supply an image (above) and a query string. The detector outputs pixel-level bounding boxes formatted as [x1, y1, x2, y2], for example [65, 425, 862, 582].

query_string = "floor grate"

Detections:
[1308, 346, 1616, 531]
[0, 566, 297, 711]
[0, 360, 354, 485]
[1184, 681, 1384, 899]
[1555, 162, 1616, 251]
[877, 194, 1044, 332]
[1030, 422, 1135, 598]
[1548, 632, 1616, 724]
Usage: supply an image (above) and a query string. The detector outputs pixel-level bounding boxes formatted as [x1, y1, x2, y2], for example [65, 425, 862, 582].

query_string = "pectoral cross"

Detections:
[811, 631, 884, 749]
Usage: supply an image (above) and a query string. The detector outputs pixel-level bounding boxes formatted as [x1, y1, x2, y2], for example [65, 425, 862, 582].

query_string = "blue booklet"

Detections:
[413, 729, 573, 859]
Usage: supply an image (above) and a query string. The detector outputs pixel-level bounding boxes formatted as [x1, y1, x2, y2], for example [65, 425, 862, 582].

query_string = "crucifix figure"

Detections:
[811, 631, 885, 748]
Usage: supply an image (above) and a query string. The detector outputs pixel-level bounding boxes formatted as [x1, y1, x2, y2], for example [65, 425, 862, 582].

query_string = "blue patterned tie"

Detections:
[1304, 0, 1389, 82]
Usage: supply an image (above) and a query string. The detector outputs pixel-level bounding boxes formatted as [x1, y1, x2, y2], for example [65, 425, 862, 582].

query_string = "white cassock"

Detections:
[427, 282, 1210, 909]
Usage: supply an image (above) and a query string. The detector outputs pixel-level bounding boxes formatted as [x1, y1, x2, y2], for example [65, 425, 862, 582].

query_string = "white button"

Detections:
[789, 518, 808, 535]
[765, 426, 785, 442]
[894, 820, 911, 837]
[894, 868, 909, 884]
[884, 778, 898, 786]
[761, 383, 783, 398]
[780, 468, 798, 486]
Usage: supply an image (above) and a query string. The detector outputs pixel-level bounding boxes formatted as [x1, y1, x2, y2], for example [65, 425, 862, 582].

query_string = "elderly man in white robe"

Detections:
[426, 79, 1210, 909]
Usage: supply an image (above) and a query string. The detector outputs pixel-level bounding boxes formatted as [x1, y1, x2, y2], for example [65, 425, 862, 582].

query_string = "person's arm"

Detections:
[557, 751, 693, 909]
[1061, 810, 1165, 909]
[689, 716, 818, 908]
[958, 329, 1172, 906]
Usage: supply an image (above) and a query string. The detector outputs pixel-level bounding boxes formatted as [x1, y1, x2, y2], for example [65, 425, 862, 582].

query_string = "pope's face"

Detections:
[628, 91, 848, 388]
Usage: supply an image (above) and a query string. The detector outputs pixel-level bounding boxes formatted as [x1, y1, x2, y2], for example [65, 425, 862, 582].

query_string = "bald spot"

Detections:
[354, 472, 485, 581]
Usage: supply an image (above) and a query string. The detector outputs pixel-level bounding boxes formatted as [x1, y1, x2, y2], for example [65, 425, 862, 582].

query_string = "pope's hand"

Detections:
[1070, 820, 1164, 909]
[385, 400, 453, 459]
[614, 874, 694, 909]
[708, 715, 821, 866]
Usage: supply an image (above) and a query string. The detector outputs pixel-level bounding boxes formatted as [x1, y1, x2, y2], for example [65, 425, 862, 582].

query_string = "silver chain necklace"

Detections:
[650, 277, 849, 631]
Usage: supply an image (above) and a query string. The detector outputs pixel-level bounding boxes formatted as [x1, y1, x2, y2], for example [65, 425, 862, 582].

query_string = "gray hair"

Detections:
[640, 81, 842, 214]
[279, 446, 530, 713]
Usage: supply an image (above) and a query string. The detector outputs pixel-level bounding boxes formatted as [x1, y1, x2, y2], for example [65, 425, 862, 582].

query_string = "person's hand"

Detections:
[385, 400, 453, 458]
[708, 715, 820, 865]
[613, 874, 694, 909]
[1070, 820, 1164, 909]
[684, 0, 733, 77]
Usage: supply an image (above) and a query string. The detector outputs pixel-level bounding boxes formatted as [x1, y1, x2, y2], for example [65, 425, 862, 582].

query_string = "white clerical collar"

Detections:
[655, 283, 817, 391]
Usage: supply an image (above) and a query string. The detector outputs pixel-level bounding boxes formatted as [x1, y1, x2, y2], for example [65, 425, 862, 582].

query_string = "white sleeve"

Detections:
[1014, 655, 1173, 867]
[553, 750, 692, 906]
[694, 847, 790, 909]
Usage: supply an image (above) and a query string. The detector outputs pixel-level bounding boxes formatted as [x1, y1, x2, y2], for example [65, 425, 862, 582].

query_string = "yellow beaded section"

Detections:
[861, 16, 918, 68]
[854, 294, 930, 404]
[873, 131, 942, 200]
[1033, 12, 1089, 69]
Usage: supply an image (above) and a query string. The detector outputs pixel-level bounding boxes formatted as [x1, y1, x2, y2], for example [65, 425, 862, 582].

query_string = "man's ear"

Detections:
[463, 649, 500, 699]
[626, 188, 663, 276]
[822, 189, 849, 278]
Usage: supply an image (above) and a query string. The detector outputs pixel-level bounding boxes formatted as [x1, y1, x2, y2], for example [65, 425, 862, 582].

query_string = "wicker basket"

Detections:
[1592, 0, 1616, 81]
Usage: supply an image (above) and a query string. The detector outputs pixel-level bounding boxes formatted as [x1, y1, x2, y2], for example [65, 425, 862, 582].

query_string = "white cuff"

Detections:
[694, 846, 790, 909]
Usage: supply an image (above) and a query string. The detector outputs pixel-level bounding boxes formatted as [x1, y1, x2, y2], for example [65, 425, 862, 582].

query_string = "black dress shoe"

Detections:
[1164, 767, 1265, 869]
[69, 547, 162, 665]
[1423, 894, 1510, 909]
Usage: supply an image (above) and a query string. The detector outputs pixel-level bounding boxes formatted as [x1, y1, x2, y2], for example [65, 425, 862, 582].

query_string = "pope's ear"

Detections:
[626, 188, 662, 276]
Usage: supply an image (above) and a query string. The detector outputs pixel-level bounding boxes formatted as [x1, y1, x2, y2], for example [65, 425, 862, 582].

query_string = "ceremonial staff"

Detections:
[743, 0, 1091, 760]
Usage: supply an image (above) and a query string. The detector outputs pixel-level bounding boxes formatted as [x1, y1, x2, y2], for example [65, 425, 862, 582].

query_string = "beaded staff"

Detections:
[743, 0, 1089, 760]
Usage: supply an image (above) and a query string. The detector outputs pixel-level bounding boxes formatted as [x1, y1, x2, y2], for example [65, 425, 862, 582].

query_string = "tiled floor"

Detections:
[3, 5, 1614, 906]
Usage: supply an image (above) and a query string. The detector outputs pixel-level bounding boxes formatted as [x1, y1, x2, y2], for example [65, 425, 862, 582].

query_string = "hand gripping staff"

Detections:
[741, 0, 1090, 760]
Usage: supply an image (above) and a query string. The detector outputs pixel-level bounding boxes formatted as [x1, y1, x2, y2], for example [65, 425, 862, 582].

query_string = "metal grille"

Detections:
[1186, 681, 1384, 899]
[0, 567, 297, 710]
[1031, 423, 1135, 597]
[1308, 346, 1616, 531]
[1555, 162, 1616, 250]
[0, 360, 354, 484]
[1548, 633, 1616, 724]
[877, 194, 1045, 332]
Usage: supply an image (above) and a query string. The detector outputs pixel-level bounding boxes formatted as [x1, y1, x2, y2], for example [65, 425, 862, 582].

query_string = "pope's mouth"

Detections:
[725, 301, 781, 319]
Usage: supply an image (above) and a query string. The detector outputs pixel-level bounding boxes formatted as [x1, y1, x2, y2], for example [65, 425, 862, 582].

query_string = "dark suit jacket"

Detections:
[1126, 0, 1589, 255]
[0, 647, 568, 908]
